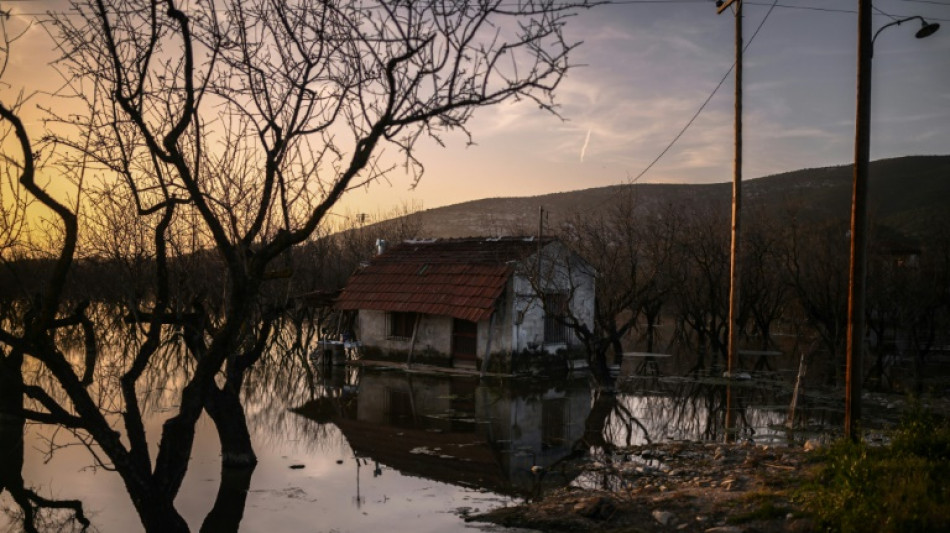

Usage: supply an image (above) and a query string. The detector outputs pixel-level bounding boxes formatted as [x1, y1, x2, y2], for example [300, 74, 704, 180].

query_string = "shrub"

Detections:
[798, 407, 950, 532]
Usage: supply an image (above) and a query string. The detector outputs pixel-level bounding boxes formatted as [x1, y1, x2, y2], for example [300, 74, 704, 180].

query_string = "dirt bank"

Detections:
[467, 441, 818, 533]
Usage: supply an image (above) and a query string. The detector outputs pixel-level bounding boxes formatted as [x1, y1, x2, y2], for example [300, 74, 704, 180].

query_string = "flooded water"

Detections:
[3, 350, 843, 532]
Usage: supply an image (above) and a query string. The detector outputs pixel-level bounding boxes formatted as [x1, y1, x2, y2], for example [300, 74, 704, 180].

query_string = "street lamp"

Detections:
[846, 4, 939, 441]
[873, 16, 940, 52]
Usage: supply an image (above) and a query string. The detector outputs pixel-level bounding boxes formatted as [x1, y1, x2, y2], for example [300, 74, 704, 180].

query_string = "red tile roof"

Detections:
[335, 237, 553, 322]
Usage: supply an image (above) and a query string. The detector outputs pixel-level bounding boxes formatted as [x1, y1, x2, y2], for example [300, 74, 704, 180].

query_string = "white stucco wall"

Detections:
[358, 310, 454, 356]
[477, 383, 589, 484]
[354, 241, 595, 362]
[358, 309, 506, 362]
[510, 242, 596, 355]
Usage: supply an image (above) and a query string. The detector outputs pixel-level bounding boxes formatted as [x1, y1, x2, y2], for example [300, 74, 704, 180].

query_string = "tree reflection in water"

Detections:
[3, 313, 837, 531]
[291, 366, 593, 500]
[280, 347, 831, 501]
[1, 350, 89, 532]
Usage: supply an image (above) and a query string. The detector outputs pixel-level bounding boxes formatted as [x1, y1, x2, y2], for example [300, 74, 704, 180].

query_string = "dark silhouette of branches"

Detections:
[2, 1, 596, 531]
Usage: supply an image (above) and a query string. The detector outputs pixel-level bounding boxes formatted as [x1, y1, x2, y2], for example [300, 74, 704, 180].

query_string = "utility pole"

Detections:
[846, 0, 872, 442]
[537, 206, 544, 278]
[846, 3, 941, 442]
[717, 0, 742, 442]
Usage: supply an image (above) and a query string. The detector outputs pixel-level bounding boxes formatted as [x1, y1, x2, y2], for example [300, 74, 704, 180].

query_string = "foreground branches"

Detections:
[2, 1, 593, 531]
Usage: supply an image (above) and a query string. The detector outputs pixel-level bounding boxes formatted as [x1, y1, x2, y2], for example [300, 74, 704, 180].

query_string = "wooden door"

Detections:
[451, 318, 478, 364]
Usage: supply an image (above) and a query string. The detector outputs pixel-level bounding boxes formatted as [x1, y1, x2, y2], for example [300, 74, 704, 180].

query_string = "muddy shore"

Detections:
[467, 441, 818, 533]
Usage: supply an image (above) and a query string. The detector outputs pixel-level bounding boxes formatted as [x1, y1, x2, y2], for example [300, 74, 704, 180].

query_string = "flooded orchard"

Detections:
[2, 328, 851, 532]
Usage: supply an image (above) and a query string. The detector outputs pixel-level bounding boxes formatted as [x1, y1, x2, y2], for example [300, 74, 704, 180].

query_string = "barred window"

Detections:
[389, 312, 417, 339]
[541, 398, 567, 449]
[543, 292, 570, 344]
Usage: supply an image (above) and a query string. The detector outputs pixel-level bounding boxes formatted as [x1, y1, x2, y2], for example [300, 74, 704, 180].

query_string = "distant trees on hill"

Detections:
[552, 184, 950, 392]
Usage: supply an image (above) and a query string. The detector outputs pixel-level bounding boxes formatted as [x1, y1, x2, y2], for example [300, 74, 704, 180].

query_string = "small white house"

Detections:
[335, 237, 595, 374]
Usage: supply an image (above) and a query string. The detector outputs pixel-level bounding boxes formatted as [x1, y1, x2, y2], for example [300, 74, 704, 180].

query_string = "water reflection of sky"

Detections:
[11, 408, 519, 532]
[6, 358, 844, 532]
[614, 376, 843, 446]
[228, 420, 515, 533]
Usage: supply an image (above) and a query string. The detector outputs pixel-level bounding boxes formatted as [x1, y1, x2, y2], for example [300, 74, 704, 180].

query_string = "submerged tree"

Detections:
[668, 197, 731, 373]
[554, 186, 676, 387]
[0, 0, 595, 531]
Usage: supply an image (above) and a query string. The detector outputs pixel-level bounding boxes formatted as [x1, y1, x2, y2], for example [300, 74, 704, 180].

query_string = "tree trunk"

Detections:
[583, 390, 617, 453]
[123, 485, 190, 533]
[180, 314, 258, 468]
[588, 348, 615, 390]
[610, 336, 624, 367]
[200, 463, 256, 533]
[0, 350, 25, 497]
[205, 385, 257, 468]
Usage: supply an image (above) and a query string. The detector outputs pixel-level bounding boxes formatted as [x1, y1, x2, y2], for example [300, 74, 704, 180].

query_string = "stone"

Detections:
[652, 510, 676, 526]
[704, 527, 743, 533]
[573, 496, 615, 520]
[786, 517, 816, 532]
[572, 498, 594, 514]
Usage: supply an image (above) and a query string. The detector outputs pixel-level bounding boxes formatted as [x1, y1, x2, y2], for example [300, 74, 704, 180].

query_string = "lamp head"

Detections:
[715, 0, 724, 7]
[916, 20, 940, 39]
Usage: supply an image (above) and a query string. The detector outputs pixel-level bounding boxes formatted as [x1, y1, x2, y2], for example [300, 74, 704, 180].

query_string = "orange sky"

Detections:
[4, 0, 950, 230]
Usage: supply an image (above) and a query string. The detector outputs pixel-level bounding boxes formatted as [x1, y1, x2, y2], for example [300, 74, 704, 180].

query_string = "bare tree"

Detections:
[667, 197, 731, 374]
[555, 187, 676, 387]
[865, 221, 950, 392]
[1, 1, 594, 531]
[783, 212, 850, 385]
[740, 206, 791, 354]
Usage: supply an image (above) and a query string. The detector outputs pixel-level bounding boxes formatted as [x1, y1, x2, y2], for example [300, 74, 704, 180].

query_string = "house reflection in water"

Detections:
[293, 368, 591, 498]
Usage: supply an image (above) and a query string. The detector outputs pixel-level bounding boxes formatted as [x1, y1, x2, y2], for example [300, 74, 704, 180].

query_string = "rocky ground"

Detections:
[466, 441, 819, 533]
[465, 387, 950, 533]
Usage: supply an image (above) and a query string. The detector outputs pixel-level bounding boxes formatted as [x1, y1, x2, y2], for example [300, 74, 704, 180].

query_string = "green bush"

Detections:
[798, 408, 950, 532]
[890, 406, 950, 462]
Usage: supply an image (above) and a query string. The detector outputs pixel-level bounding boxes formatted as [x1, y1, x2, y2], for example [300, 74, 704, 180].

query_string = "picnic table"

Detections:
[737, 349, 782, 371]
[623, 351, 673, 376]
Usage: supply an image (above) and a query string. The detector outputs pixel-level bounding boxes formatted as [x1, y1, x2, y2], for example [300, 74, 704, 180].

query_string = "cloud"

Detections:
[579, 128, 592, 162]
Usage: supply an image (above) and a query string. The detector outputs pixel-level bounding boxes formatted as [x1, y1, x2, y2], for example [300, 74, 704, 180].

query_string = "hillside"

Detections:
[404, 155, 950, 240]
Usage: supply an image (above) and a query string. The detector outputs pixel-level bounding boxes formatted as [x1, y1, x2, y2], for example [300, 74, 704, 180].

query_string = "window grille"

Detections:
[543, 292, 570, 344]
[389, 312, 417, 339]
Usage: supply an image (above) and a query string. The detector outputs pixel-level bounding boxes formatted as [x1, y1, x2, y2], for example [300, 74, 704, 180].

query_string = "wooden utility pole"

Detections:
[846, 0, 872, 441]
[719, 0, 742, 442]
[845, 3, 941, 442]
[537, 206, 544, 277]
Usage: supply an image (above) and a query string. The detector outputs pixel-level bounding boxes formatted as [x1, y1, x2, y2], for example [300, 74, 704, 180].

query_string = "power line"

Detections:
[630, 0, 779, 182]
[900, 0, 950, 6]
[8, 1, 950, 19]
[745, 2, 950, 20]
[873, 5, 902, 21]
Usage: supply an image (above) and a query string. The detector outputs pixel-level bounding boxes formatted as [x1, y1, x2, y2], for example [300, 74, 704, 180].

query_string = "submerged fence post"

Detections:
[480, 312, 496, 377]
[406, 313, 421, 369]
[786, 351, 807, 429]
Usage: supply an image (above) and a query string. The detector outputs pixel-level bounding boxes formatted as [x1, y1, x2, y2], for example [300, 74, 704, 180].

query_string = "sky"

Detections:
[4, 0, 950, 221]
[335, 0, 950, 217]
